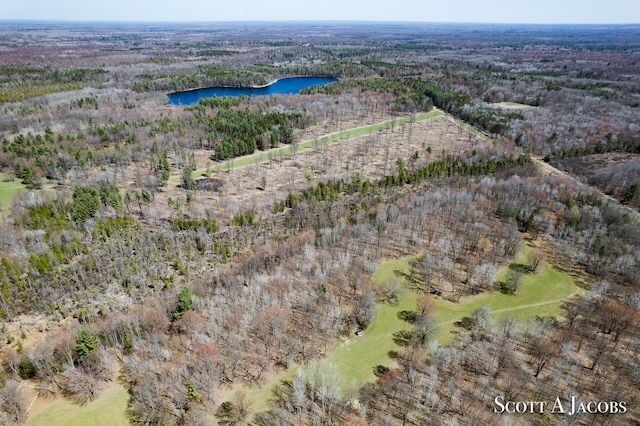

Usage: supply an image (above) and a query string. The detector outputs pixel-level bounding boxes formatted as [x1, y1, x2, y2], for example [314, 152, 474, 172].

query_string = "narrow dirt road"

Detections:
[532, 156, 639, 220]
[436, 295, 579, 327]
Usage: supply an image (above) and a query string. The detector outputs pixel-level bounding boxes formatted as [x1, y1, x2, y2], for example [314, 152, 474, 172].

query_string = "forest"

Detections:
[0, 21, 639, 425]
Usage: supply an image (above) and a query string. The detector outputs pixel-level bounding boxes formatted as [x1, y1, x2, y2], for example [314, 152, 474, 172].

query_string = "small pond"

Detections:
[168, 76, 338, 106]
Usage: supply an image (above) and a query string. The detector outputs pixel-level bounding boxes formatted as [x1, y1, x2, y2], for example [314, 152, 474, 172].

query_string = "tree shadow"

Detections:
[397, 310, 417, 324]
[392, 330, 413, 346]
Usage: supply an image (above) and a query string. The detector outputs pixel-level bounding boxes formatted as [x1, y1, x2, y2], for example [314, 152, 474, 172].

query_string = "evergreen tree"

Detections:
[72, 186, 101, 223]
[182, 166, 196, 190]
[173, 286, 194, 319]
[75, 329, 99, 360]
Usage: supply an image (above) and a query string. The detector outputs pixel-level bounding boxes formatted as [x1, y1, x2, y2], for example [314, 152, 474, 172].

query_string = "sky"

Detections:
[1, 0, 639, 24]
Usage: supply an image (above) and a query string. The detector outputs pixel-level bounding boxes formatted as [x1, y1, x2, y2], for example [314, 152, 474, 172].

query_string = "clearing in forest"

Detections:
[246, 243, 579, 410]
[0, 172, 26, 214]
[162, 109, 481, 216]
[26, 383, 130, 426]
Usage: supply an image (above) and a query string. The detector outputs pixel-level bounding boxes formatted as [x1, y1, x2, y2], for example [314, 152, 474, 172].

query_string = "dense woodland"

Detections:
[0, 21, 639, 425]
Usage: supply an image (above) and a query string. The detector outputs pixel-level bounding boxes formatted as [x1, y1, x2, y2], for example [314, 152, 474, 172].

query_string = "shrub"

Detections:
[373, 365, 390, 377]
[187, 379, 198, 400]
[18, 357, 36, 379]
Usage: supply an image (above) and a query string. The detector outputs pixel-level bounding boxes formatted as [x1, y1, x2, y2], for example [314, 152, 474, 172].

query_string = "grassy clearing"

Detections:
[435, 259, 579, 343]
[330, 251, 578, 381]
[300, 248, 576, 388]
[246, 247, 578, 410]
[185, 110, 443, 179]
[26, 384, 130, 426]
[0, 173, 56, 216]
[0, 173, 26, 214]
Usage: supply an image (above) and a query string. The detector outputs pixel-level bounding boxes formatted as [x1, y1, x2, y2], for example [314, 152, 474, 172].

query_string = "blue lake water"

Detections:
[168, 76, 338, 106]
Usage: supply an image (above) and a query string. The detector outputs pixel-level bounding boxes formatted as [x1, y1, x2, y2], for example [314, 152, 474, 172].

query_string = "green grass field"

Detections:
[0, 173, 56, 216]
[435, 262, 579, 343]
[0, 172, 26, 214]
[328, 257, 418, 385]
[26, 384, 130, 426]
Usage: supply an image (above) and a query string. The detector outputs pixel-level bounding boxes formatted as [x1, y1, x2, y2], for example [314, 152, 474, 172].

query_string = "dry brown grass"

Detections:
[156, 114, 488, 220]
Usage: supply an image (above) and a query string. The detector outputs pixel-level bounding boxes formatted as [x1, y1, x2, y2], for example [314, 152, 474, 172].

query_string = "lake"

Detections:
[168, 76, 338, 106]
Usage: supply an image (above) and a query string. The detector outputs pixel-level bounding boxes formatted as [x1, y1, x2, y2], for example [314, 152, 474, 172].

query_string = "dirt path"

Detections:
[532, 156, 640, 220]
[436, 282, 584, 328]
[490, 298, 567, 314]
[436, 297, 574, 327]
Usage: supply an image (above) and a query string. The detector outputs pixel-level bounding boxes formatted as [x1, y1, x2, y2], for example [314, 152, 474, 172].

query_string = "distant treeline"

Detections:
[133, 65, 275, 93]
[0, 67, 107, 104]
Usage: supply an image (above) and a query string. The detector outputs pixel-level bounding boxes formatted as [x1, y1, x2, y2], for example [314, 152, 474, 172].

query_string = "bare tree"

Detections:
[528, 336, 561, 378]
[0, 381, 25, 426]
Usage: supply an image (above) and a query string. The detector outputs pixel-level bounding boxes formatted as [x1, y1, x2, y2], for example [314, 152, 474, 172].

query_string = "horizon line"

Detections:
[1, 19, 639, 26]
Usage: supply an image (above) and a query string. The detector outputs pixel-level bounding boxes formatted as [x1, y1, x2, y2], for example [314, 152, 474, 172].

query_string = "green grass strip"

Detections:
[176, 110, 443, 181]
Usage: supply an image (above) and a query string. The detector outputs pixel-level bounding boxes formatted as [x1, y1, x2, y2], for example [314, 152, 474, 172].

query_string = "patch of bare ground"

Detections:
[3, 314, 75, 354]
[491, 101, 538, 110]
[157, 114, 488, 220]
